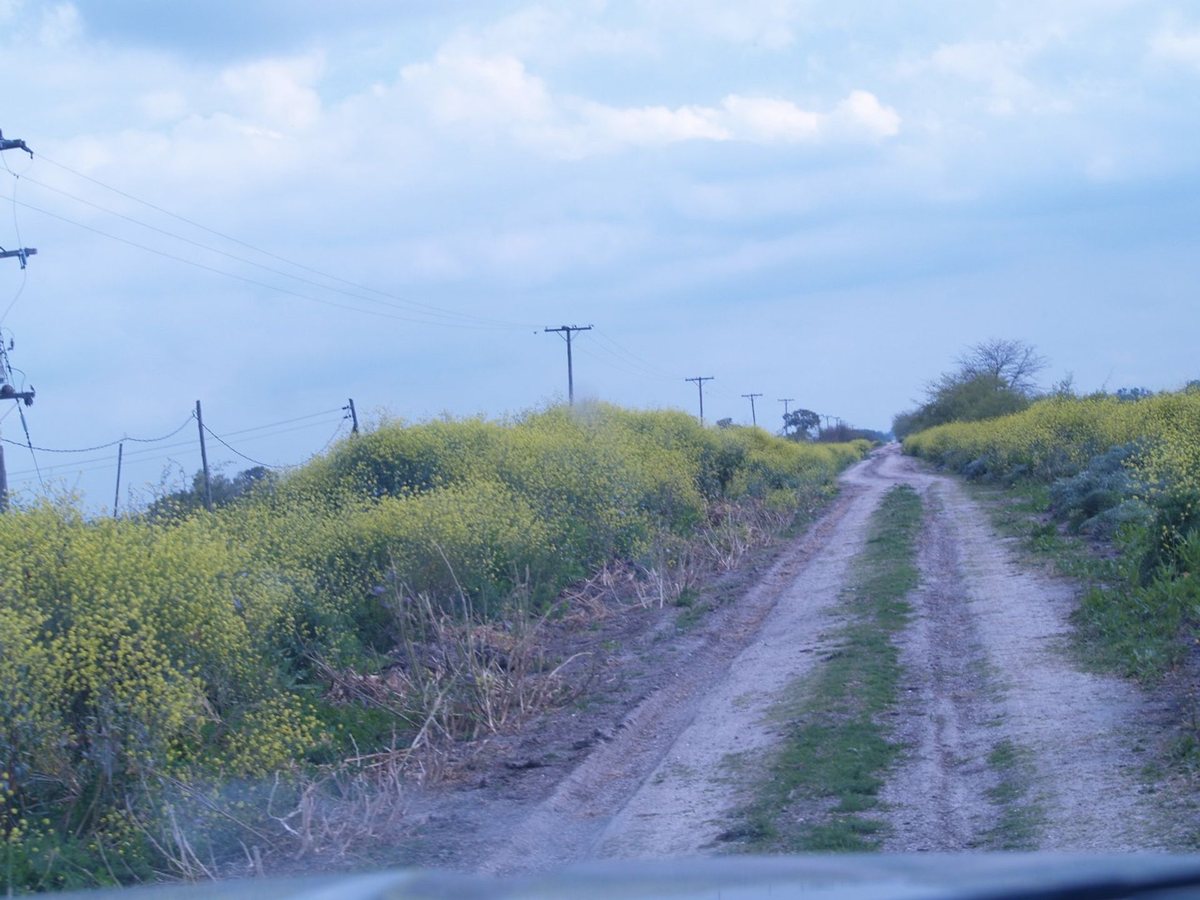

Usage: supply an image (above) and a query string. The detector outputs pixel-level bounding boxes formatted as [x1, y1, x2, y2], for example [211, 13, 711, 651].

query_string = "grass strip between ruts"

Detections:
[737, 483, 923, 851]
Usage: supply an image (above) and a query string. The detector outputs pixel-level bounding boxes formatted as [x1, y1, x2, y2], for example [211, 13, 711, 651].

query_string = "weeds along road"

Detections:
[479, 445, 1184, 874]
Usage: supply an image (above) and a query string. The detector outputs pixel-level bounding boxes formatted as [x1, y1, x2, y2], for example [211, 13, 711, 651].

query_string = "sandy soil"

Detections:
[395, 445, 1192, 874]
[878, 449, 1186, 849]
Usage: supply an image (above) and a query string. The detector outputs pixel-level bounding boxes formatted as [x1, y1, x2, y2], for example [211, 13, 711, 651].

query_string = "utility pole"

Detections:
[0, 128, 36, 278]
[778, 397, 795, 435]
[0, 346, 34, 514]
[0, 131, 36, 511]
[0, 248, 35, 269]
[0, 130, 32, 157]
[195, 400, 213, 512]
[741, 392, 762, 427]
[113, 442, 123, 517]
[344, 398, 359, 435]
[0, 136, 36, 268]
[544, 325, 592, 405]
[686, 376, 715, 424]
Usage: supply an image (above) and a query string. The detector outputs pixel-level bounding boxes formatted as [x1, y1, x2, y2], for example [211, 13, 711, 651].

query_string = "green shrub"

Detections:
[0, 402, 869, 887]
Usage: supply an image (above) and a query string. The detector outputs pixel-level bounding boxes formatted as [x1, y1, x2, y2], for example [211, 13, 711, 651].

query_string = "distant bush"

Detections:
[892, 339, 1046, 439]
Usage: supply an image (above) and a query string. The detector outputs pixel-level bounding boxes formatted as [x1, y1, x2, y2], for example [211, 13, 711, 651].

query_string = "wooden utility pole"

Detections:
[113, 442, 123, 517]
[778, 397, 796, 435]
[0, 248, 35, 268]
[345, 398, 359, 434]
[544, 325, 592, 405]
[0, 131, 36, 271]
[0, 130, 32, 157]
[0, 130, 37, 511]
[195, 400, 213, 512]
[741, 392, 762, 427]
[0, 136, 35, 268]
[686, 376, 715, 424]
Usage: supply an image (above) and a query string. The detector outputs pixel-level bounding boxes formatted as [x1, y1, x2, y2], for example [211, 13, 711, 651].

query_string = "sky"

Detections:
[1, 0, 1198, 510]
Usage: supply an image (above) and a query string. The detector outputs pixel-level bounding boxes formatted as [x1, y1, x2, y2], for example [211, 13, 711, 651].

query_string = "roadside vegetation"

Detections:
[892, 339, 1048, 440]
[739, 484, 922, 851]
[904, 383, 1200, 685]
[0, 401, 868, 892]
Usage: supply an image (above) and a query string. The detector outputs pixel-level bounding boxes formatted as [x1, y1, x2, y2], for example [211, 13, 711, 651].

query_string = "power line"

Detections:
[201, 418, 347, 471]
[13, 197, 508, 329]
[5, 410, 347, 478]
[0, 414, 194, 453]
[577, 338, 680, 384]
[33, 153, 538, 331]
[15, 402, 42, 489]
[0, 406, 335, 457]
[19, 174, 530, 331]
[590, 329, 677, 382]
[201, 422, 291, 470]
[0, 158, 33, 325]
[573, 345, 673, 384]
[218, 407, 344, 438]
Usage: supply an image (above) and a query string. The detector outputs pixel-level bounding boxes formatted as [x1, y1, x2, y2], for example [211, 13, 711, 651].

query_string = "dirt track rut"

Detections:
[479, 446, 1185, 873]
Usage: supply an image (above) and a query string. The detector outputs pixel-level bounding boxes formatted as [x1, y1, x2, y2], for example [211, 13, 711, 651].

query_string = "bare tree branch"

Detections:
[954, 338, 1048, 395]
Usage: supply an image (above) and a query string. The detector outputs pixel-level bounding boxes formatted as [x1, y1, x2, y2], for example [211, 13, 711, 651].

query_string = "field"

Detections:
[0, 401, 867, 891]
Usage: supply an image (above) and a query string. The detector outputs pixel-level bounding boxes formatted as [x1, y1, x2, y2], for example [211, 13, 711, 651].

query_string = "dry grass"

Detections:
[143, 496, 813, 880]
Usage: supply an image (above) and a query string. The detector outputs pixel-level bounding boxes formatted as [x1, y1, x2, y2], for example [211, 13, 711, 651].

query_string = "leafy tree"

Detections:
[782, 408, 821, 439]
[145, 465, 276, 519]
[893, 339, 1045, 438]
[1115, 387, 1153, 403]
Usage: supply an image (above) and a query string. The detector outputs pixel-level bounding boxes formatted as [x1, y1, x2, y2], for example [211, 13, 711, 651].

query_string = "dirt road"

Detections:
[457, 446, 1189, 873]
[874, 449, 1180, 850]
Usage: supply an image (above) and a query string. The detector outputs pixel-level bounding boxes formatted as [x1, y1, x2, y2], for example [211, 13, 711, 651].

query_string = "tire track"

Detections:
[482, 452, 894, 873]
[877, 448, 1181, 850]
[482, 445, 1184, 873]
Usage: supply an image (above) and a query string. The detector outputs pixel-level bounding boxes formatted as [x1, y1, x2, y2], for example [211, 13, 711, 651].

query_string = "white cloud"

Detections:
[639, 0, 807, 49]
[401, 49, 553, 126]
[465, 5, 658, 65]
[38, 1, 82, 47]
[220, 54, 325, 131]
[398, 46, 897, 155]
[928, 40, 1036, 116]
[138, 89, 188, 122]
[578, 101, 729, 145]
[835, 90, 902, 138]
[721, 95, 820, 141]
[720, 92, 900, 142]
[1150, 26, 1200, 70]
[920, 37, 1069, 116]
